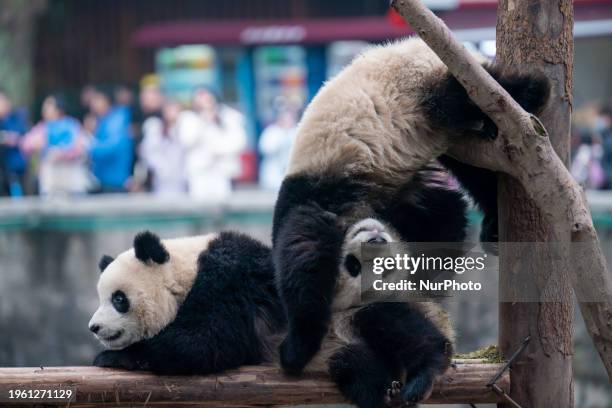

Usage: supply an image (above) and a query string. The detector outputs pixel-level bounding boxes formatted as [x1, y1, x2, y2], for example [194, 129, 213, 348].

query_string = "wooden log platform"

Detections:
[0, 361, 508, 407]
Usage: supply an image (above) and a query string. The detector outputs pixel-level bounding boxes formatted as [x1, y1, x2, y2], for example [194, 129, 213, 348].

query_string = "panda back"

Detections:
[287, 38, 453, 182]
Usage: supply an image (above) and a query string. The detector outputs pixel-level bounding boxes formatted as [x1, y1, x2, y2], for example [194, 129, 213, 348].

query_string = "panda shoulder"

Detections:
[195, 231, 271, 272]
[207, 231, 270, 256]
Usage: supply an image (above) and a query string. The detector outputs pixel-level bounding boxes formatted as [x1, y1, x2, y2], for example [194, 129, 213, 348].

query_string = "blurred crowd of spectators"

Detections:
[570, 104, 612, 190]
[7, 78, 609, 198]
[0, 81, 299, 201]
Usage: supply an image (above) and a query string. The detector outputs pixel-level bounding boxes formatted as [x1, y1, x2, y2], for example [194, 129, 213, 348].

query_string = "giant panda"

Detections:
[272, 37, 550, 374]
[89, 230, 285, 374]
[289, 212, 454, 408]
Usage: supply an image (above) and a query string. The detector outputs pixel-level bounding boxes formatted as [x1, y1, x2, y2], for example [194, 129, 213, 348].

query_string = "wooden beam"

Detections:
[0, 363, 508, 407]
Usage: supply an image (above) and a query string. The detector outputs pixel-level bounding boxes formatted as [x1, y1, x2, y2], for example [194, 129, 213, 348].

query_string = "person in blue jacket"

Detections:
[0, 89, 27, 197]
[88, 90, 133, 193]
[21, 94, 91, 195]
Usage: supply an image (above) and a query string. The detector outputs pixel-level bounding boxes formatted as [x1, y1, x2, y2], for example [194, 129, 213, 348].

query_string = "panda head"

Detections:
[88, 231, 187, 350]
[333, 218, 397, 310]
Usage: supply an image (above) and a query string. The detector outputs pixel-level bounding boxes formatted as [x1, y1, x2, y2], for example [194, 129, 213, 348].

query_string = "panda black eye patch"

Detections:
[344, 254, 362, 277]
[111, 290, 130, 314]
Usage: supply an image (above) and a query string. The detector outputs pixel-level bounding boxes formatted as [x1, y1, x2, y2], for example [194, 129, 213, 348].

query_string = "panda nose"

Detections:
[368, 237, 387, 244]
[89, 324, 101, 334]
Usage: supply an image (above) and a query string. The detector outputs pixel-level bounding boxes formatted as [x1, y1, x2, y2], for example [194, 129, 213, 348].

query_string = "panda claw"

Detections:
[385, 380, 406, 408]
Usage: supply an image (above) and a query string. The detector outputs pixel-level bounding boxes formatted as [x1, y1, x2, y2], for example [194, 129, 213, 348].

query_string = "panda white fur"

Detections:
[89, 230, 285, 374]
[272, 37, 549, 375]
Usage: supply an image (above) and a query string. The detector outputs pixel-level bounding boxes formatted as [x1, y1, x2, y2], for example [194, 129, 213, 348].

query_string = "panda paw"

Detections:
[385, 380, 420, 407]
[399, 374, 434, 407]
[385, 381, 409, 407]
[93, 350, 145, 371]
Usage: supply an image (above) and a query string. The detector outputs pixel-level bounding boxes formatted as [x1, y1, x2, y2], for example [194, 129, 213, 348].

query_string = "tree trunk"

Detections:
[497, 1, 574, 407]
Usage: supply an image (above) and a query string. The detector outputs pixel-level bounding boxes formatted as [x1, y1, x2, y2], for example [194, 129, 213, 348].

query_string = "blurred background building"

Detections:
[0, 1, 611, 407]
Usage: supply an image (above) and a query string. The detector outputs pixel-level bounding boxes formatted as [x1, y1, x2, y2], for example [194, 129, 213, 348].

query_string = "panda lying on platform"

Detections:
[290, 213, 454, 408]
[89, 231, 285, 374]
[90, 224, 452, 408]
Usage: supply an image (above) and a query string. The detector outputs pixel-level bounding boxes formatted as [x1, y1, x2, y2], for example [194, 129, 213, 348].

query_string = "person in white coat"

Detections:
[258, 108, 298, 191]
[139, 99, 187, 196]
[177, 87, 247, 202]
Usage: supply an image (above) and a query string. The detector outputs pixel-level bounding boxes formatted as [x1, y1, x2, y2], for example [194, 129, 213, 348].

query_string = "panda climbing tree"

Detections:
[387, 1, 612, 408]
[269, 1, 612, 408]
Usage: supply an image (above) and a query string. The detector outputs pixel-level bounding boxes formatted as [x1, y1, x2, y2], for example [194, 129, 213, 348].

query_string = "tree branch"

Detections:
[391, 0, 612, 380]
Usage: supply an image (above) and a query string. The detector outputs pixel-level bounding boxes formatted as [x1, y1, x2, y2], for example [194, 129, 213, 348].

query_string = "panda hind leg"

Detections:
[422, 67, 551, 140]
[352, 303, 453, 406]
[479, 66, 551, 139]
[328, 343, 398, 408]
[486, 64, 551, 117]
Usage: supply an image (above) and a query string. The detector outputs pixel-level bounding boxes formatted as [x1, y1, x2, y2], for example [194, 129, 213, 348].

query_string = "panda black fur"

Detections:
[278, 214, 454, 408]
[90, 230, 285, 375]
[272, 37, 550, 373]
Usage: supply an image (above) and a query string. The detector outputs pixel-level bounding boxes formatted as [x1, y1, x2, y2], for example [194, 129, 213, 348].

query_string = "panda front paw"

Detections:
[93, 349, 146, 371]
[399, 374, 434, 407]
[279, 333, 319, 375]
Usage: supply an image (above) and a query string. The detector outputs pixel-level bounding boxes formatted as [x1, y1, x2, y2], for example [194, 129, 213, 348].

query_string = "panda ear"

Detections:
[133, 231, 169, 265]
[98, 255, 115, 273]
